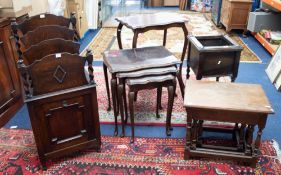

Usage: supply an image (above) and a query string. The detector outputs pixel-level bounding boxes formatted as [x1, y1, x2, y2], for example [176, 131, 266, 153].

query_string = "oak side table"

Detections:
[184, 80, 274, 167]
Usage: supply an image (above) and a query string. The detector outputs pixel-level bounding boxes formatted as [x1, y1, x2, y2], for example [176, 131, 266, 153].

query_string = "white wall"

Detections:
[85, 0, 99, 29]
[29, 0, 49, 16]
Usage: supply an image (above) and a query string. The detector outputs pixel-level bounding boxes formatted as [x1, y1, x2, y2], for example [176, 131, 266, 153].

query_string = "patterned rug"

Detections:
[95, 66, 233, 127]
[84, 13, 261, 63]
[0, 128, 280, 174]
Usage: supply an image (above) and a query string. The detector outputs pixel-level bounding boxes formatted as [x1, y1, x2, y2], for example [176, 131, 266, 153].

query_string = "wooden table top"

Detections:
[115, 12, 188, 30]
[184, 80, 274, 114]
[103, 46, 181, 73]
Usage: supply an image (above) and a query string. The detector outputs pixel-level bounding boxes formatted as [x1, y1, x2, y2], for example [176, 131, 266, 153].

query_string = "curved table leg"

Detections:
[117, 23, 124, 49]
[123, 81, 128, 123]
[103, 63, 111, 111]
[132, 30, 139, 49]
[186, 41, 191, 80]
[118, 83, 125, 137]
[111, 77, 118, 136]
[129, 91, 135, 143]
[156, 87, 161, 118]
[179, 23, 189, 99]
[166, 79, 176, 136]
[163, 29, 167, 46]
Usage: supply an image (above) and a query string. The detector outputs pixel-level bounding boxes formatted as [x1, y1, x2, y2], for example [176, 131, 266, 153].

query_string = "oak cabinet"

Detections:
[0, 18, 23, 127]
[220, 0, 252, 32]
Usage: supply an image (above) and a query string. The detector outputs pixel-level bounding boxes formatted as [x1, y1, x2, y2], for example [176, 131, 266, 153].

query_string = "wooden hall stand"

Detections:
[184, 80, 274, 167]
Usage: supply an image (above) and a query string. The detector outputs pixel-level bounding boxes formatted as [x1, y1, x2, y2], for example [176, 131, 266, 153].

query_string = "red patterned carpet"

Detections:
[0, 128, 281, 174]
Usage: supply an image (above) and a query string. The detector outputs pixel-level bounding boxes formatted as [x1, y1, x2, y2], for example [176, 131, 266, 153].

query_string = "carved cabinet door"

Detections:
[0, 19, 23, 126]
[0, 39, 16, 114]
[27, 87, 101, 162]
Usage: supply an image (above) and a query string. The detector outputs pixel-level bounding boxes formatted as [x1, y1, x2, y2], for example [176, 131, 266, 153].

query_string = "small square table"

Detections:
[184, 80, 274, 167]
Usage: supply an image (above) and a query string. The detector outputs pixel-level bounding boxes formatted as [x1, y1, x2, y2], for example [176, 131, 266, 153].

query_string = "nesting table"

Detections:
[184, 80, 274, 167]
[103, 46, 181, 136]
[115, 12, 189, 97]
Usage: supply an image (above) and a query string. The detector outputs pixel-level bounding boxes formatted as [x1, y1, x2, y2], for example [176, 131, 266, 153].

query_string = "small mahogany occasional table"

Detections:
[184, 80, 274, 167]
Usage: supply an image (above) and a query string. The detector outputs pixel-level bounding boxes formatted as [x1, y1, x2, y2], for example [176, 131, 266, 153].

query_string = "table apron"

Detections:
[186, 108, 268, 126]
[133, 22, 186, 33]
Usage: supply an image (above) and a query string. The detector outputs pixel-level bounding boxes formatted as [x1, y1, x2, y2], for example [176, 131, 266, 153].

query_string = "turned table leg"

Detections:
[245, 124, 254, 156]
[197, 120, 204, 146]
[238, 124, 246, 151]
[254, 117, 267, 157]
[185, 111, 192, 159]
[191, 119, 198, 150]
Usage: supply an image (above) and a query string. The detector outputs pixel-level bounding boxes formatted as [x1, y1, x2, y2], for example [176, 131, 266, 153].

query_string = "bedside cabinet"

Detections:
[187, 35, 243, 82]
[220, 0, 252, 32]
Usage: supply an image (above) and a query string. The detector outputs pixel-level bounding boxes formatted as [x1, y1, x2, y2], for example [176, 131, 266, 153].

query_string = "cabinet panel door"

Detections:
[0, 40, 15, 113]
[220, 0, 230, 25]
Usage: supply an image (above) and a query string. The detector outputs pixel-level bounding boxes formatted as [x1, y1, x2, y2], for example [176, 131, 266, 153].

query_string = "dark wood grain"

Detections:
[115, 13, 188, 30]
[184, 80, 274, 167]
[20, 25, 76, 49]
[116, 66, 177, 78]
[187, 35, 243, 81]
[11, 13, 80, 64]
[26, 85, 101, 169]
[23, 39, 80, 65]
[103, 46, 181, 73]
[13, 14, 71, 35]
[0, 17, 23, 127]
[20, 53, 92, 97]
[184, 80, 273, 113]
[21, 51, 100, 169]
[115, 13, 188, 98]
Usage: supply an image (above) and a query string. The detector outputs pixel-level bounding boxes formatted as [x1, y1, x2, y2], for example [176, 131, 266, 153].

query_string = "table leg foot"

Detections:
[114, 129, 118, 136]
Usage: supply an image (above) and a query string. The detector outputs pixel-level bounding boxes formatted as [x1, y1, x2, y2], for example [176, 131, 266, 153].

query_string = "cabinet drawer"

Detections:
[200, 52, 236, 76]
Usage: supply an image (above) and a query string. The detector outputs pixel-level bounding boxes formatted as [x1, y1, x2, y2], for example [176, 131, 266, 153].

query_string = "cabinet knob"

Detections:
[217, 61, 221, 65]
[62, 100, 68, 107]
